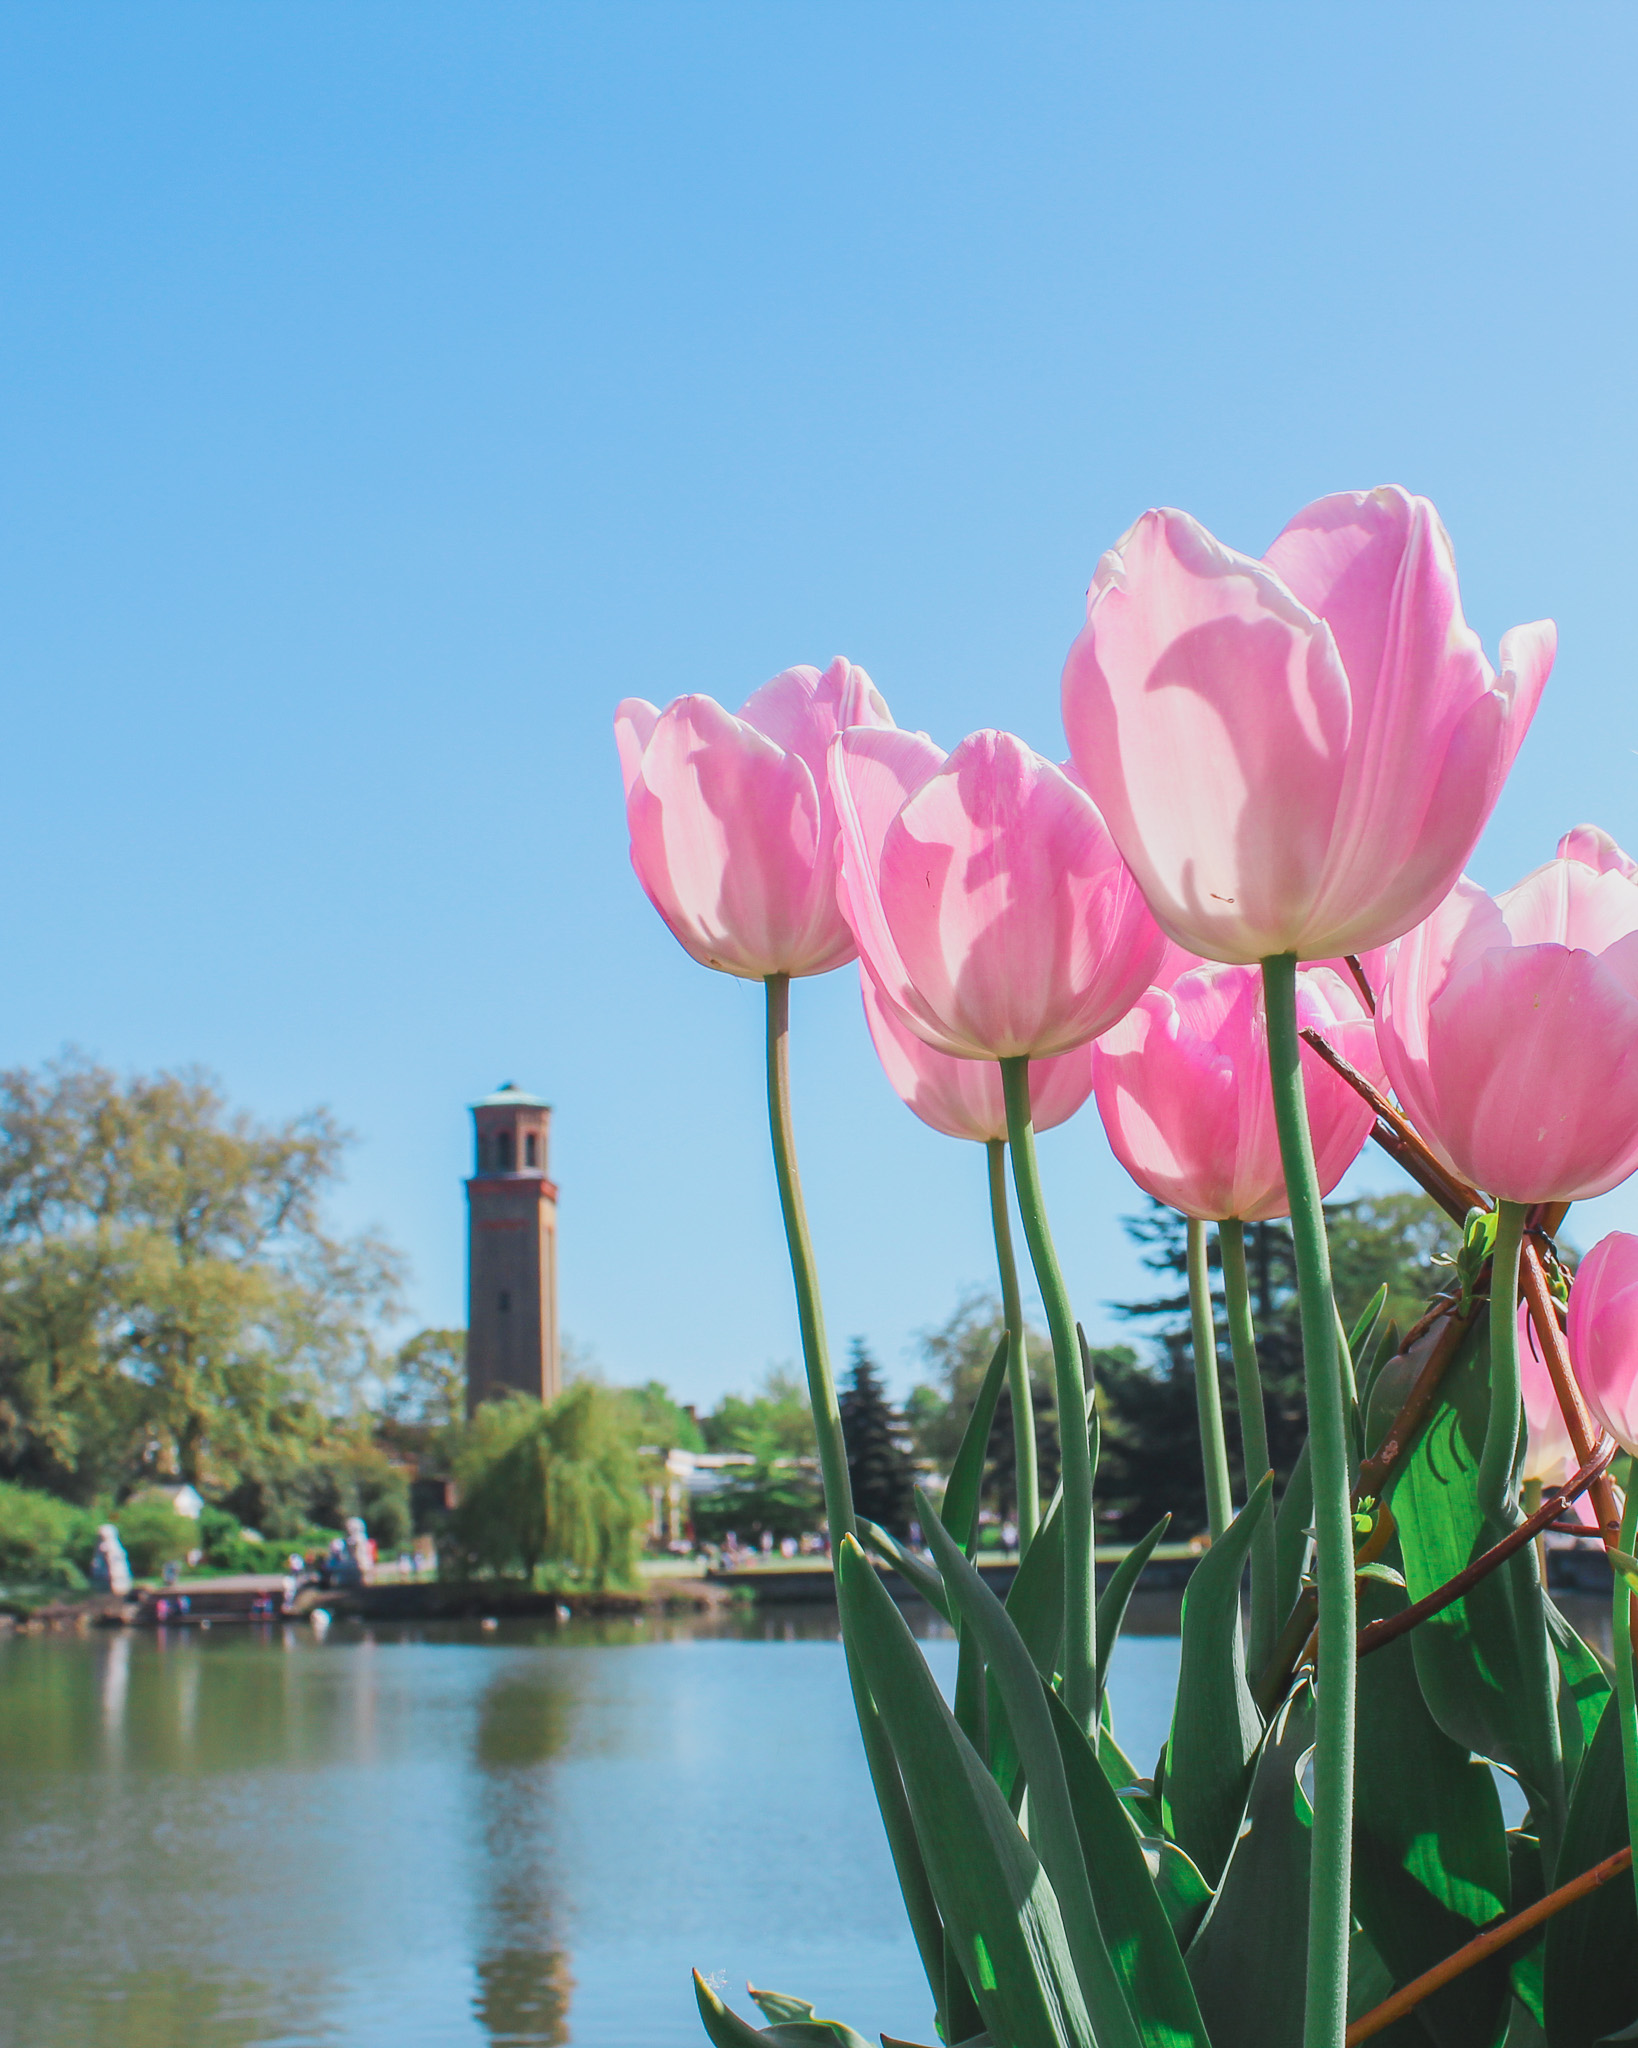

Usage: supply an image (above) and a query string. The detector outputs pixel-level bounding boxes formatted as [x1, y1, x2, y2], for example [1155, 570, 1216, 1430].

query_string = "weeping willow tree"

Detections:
[445, 1384, 645, 1587]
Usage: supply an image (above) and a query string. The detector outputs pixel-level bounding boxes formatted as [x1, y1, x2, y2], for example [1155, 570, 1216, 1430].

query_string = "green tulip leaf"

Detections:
[1545, 1601, 1611, 1791]
[835, 1538, 1098, 2048]
[694, 1974, 873, 2048]
[1384, 1306, 1566, 1845]
[1038, 1683, 1212, 2046]
[1163, 1474, 1273, 1886]
[1183, 1682, 1315, 2048]
[921, 1502, 1148, 2048]
[857, 1519, 951, 1624]
[944, 1335, 1011, 1557]
[1272, 1438, 1313, 1634]
[1543, 1694, 1638, 2048]
[1351, 1575, 1511, 2048]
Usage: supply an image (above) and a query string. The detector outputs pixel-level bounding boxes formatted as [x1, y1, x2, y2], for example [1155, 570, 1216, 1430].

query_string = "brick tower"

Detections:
[464, 1084, 560, 1413]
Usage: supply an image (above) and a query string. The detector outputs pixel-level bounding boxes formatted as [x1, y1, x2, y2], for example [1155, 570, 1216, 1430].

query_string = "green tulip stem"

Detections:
[1479, 1199, 1529, 1519]
[1220, 1217, 1278, 1673]
[1002, 1054, 1096, 1731]
[763, 975, 949, 2018]
[1616, 1484, 1638, 1919]
[1263, 952, 1354, 2048]
[1188, 1218, 1233, 1542]
[988, 1136, 1040, 1548]
[764, 974, 854, 1541]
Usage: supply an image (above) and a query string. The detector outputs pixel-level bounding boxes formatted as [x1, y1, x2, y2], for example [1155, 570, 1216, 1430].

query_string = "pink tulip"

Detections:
[1568, 1232, 1638, 1456]
[1376, 833, 1638, 1203]
[859, 968, 1094, 1143]
[1061, 487, 1554, 964]
[615, 658, 893, 978]
[1519, 1301, 1579, 1488]
[830, 727, 1166, 1060]
[1092, 960, 1383, 1220]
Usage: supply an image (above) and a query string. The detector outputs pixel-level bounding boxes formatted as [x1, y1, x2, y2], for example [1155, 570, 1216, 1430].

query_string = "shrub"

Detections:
[115, 1497, 198, 1577]
[0, 1480, 97, 1589]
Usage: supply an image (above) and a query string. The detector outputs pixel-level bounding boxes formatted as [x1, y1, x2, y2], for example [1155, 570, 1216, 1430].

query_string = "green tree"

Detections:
[444, 1385, 645, 1587]
[619, 1379, 705, 1453]
[379, 1327, 466, 1432]
[700, 1368, 815, 1458]
[904, 1290, 1119, 1524]
[1096, 1193, 1460, 1538]
[689, 1455, 822, 1547]
[839, 1339, 917, 1538]
[0, 1055, 401, 1503]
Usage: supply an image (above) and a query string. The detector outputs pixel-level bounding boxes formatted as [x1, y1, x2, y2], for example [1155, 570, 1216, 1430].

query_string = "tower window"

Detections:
[495, 1131, 513, 1171]
[524, 1133, 537, 1167]
[498, 1290, 511, 1312]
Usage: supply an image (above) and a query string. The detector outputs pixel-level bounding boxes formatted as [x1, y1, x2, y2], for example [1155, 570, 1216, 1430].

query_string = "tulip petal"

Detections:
[1569, 1232, 1638, 1454]
[1063, 507, 1352, 962]
[629, 695, 853, 978]
[1418, 945, 1638, 1202]
[1558, 822, 1638, 878]
[1497, 857, 1638, 952]
[831, 727, 951, 1044]
[740, 658, 893, 783]
[878, 732, 1161, 1057]
[859, 968, 1092, 1143]
[614, 698, 660, 799]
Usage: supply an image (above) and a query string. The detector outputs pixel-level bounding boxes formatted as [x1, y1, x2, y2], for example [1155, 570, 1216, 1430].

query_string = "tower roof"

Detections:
[470, 1082, 552, 1110]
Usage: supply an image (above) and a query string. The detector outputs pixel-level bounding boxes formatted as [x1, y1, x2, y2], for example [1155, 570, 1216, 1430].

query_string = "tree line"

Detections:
[0, 1053, 1460, 1592]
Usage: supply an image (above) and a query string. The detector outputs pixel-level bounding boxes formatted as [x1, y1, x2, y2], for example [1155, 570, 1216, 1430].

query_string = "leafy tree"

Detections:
[839, 1339, 917, 1538]
[379, 1327, 466, 1432]
[220, 1425, 410, 1550]
[689, 1454, 823, 1547]
[444, 1385, 645, 1587]
[0, 1055, 401, 1503]
[619, 1379, 705, 1453]
[904, 1290, 1140, 1526]
[700, 1369, 815, 1459]
[1096, 1194, 1460, 1538]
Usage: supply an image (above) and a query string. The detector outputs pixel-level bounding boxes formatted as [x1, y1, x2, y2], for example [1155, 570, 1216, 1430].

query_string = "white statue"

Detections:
[92, 1523, 132, 1598]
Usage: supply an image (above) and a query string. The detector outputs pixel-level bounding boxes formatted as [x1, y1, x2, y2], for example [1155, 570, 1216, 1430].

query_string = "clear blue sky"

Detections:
[3, 5, 1635, 1405]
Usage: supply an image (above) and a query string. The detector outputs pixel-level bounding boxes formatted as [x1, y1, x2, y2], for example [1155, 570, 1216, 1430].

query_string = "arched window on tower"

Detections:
[525, 1133, 538, 1168]
[495, 1131, 513, 1171]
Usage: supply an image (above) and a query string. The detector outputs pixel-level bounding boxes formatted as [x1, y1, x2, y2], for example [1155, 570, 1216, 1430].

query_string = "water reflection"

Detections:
[0, 1607, 1171, 2047]
[472, 1664, 579, 2044]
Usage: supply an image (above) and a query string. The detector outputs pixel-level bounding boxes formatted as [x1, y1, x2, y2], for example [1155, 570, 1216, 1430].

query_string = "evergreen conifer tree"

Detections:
[838, 1338, 916, 1537]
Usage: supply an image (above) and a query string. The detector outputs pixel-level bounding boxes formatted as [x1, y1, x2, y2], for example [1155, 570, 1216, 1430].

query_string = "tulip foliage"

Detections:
[617, 487, 1638, 2048]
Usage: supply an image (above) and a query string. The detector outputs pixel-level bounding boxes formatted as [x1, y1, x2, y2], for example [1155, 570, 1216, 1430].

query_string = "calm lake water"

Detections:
[0, 1608, 1183, 2048]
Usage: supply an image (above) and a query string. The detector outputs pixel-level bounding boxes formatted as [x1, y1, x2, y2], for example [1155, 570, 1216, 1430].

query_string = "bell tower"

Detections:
[464, 1084, 560, 1413]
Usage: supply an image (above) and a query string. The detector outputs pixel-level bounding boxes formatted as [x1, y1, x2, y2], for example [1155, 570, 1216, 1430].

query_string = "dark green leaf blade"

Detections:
[1164, 1474, 1273, 1886]
[945, 1336, 1011, 1556]
[1543, 1694, 1638, 2048]
[921, 1503, 1146, 2048]
[1352, 1576, 1511, 2048]
[835, 1538, 1097, 2048]
[1041, 1683, 1213, 2047]
[1184, 1682, 1315, 2048]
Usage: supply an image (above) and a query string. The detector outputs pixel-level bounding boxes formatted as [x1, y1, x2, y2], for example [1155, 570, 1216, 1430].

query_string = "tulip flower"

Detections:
[1376, 834, 1638, 1206]
[1569, 1232, 1638, 1456]
[1520, 1301, 1579, 1488]
[833, 723, 1163, 1730]
[830, 727, 1166, 1059]
[859, 968, 1093, 1143]
[615, 657, 893, 979]
[1092, 959, 1382, 1222]
[1061, 486, 1554, 965]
